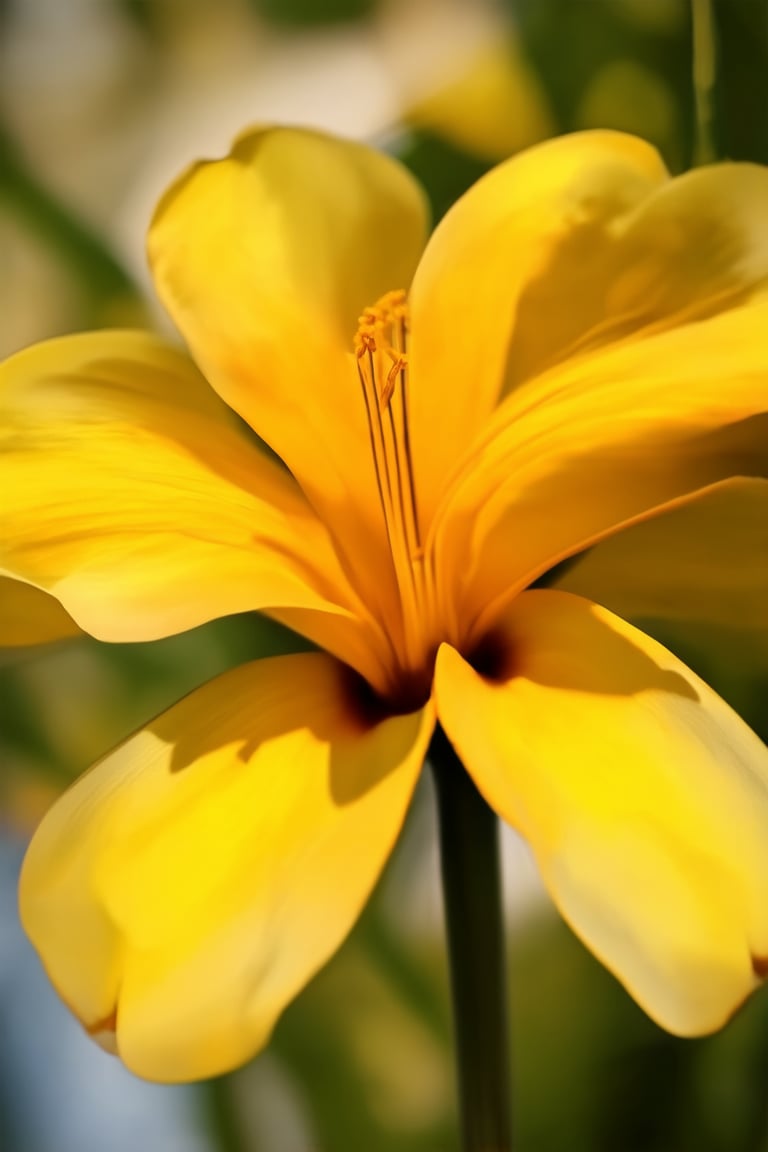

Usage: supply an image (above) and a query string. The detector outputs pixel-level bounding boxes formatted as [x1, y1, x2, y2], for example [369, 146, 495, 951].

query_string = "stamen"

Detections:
[396, 318, 421, 554]
[380, 350, 404, 411]
[367, 347, 396, 511]
[354, 290, 435, 675]
[356, 356, 390, 538]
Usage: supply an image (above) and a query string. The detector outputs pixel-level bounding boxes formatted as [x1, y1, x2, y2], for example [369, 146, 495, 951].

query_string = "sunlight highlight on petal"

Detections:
[436, 590, 768, 1035]
[0, 329, 392, 686]
[20, 653, 434, 1081]
[442, 300, 768, 643]
[408, 130, 667, 524]
[149, 127, 428, 629]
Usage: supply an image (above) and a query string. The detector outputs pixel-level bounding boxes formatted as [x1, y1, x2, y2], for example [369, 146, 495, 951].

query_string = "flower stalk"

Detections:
[430, 726, 513, 1152]
[691, 0, 718, 165]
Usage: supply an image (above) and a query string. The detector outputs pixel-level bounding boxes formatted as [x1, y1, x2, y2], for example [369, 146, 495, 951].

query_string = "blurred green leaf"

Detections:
[115, 0, 159, 36]
[395, 130, 491, 225]
[0, 123, 141, 326]
[511, 0, 695, 168]
[712, 0, 768, 162]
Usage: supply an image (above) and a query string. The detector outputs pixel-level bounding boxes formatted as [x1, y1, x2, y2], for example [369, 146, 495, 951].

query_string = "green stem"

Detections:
[691, 0, 718, 165]
[430, 726, 512, 1152]
[205, 1075, 248, 1152]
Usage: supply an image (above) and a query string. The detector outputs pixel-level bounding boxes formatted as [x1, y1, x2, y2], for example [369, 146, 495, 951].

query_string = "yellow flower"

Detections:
[405, 39, 552, 161]
[3, 127, 768, 1083]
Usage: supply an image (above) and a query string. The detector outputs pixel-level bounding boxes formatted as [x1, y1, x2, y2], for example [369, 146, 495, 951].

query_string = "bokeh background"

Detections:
[2, 0, 768, 1148]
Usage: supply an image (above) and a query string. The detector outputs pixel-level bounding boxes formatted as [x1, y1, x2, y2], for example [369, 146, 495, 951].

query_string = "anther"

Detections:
[380, 352, 407, 410]
[355, 331, 377, 359]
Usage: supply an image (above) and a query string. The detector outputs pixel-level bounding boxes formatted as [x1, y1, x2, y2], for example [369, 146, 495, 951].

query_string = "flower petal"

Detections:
[408, 130, 667, 524]
[438, 297, 768, 644]
[0, 577, 81, 646]
[555, 478, 768, 655]
[0, 330, 390, 685]
[20, 652, 434, 1081]
[435, 589, 768, 1035]
[148, 127, 428, 616]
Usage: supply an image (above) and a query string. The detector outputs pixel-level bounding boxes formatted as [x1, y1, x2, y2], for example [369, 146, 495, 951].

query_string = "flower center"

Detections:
[354, 290, 439, 683]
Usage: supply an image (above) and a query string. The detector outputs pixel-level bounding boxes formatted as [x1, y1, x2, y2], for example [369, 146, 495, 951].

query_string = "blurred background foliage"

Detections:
[1, 0, 768, 1149]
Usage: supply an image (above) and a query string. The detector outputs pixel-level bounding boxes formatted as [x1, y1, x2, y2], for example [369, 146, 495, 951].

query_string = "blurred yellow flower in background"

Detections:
[3, 125, 768, 1084]
[405, 39, 551, 161]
